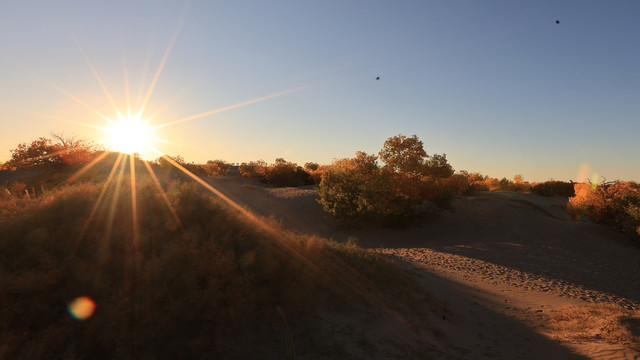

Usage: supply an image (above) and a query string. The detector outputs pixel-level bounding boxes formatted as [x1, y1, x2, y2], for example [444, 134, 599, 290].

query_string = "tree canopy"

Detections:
[6, 135, 96, 170]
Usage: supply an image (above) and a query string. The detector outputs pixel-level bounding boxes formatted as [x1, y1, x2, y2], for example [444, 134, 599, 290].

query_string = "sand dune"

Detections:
[205, 174, 640, 359]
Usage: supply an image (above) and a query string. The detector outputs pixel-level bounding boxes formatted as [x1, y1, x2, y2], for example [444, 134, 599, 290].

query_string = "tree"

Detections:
[239, 160, 268, 178]
[204, 160, 232, 176]
[265, 158, 311, 187]
[378, 134, 427, 179]
[513, 174, 523, 184]
[425, 153, 454, 179]
[318, 151, 413, 221]
[6, 134, 95, 170]
[303, 162, 319, 172]
[460, 170, 485, 186]
[157, 155, 185, 169]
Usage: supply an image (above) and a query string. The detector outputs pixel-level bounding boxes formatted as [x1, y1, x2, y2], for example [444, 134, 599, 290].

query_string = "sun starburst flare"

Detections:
[103, 114, 154, 155]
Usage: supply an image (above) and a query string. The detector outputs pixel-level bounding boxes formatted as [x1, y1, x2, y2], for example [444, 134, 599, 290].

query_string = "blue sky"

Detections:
[1, 1, 638, 182]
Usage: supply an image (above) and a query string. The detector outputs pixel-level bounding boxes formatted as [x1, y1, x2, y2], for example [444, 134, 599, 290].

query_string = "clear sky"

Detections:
[1, 1, 638, 182]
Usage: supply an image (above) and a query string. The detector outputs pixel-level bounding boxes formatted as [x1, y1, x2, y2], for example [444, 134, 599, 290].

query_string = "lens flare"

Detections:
[68, 296, 96, 320]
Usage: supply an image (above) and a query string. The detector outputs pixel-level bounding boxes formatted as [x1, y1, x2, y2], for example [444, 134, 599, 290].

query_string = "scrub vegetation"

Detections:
[568, 180, 640, 242]
[0, 139, 442, 359]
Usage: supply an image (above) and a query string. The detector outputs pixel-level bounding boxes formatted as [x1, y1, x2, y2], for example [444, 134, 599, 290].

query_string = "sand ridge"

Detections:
[204, 175, 640, 358]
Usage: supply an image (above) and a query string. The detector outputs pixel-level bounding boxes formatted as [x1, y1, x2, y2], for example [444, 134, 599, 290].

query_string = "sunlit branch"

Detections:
[151, 86, 309, 130]
[136, 8, 187, 118]
[11, 144, 97, 168]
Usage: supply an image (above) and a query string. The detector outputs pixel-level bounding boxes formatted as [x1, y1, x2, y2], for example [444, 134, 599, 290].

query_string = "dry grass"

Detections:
[548, 304, 640, 350]
[0, 171, 442, 359]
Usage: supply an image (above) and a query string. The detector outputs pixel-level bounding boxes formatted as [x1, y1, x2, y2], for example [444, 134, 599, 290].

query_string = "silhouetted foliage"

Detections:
[532, 181, 576, 197]
[263, 158, 313, 187]
[425, 153, 454, 179]
[304, 162, 319, 172]
[6, 135, 96, 170]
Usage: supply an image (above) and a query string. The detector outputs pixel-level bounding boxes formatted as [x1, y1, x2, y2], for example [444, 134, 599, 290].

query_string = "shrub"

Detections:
[264, 158, 312, 187]
[318, 134, 462, 225]
[568, 181, 640, 241]
[310, 165, 331, 184]
[318, 152, 383, 220]
[203, 159, 232, 176]
[318, 152, 425, 224]
[532, 181, 576, 197]
[303, 162, 319, 172]
[0, 176, 438, 359]
[238, 160, 268, 178]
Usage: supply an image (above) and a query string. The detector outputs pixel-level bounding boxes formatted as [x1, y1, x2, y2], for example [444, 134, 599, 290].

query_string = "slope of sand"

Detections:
[205, 174, 640, 359]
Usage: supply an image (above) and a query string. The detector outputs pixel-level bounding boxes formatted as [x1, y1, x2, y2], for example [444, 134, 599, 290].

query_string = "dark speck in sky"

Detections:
[376, 76, 380, 80]
[556, 20, 560, 24]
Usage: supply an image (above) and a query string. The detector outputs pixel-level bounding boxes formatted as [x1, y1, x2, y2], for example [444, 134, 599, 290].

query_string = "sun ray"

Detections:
[66, 28, 124, 119]
[121, 40, 132, 118]
[142, 160, 184, 231]
[8, 143, 94, 169]
[23, 66, 115, 125]
[103, 154, 129, 243]
[78, 152, 125, 242]
[66, 150, 111, 183]
[136, 7, 187, 118]
[21, 110, 70, 124]
[151, 85, 310, 130]
[146, 92, 183, 122]
[151, 154, 330, 267]
[129, 154, 139, 247]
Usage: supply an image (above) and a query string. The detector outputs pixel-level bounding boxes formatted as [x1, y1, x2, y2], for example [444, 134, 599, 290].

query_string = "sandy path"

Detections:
[203, 175, 640, 358]
[377, 248, 639, 359]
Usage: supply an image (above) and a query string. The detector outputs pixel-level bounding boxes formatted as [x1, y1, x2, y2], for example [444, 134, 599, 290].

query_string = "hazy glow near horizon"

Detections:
[0, 1, 639, 182]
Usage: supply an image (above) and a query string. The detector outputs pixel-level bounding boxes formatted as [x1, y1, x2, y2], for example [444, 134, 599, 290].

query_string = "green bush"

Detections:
[318, 135, 461, 225]
[318, 151, 417, 223]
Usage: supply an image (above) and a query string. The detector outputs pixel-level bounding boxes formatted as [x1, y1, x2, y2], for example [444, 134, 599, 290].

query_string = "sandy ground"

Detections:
[203, 172, 640, 359]
[3, 167, 637, 358]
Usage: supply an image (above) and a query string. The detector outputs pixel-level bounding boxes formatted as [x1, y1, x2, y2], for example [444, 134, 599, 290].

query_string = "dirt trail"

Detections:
[204, 175, 640, 359]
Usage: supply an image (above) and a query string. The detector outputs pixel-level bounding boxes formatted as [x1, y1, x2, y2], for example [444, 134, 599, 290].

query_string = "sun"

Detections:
[104, 114, 153, 155]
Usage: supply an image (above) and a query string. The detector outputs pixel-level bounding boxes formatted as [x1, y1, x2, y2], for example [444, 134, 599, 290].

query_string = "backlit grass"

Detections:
[0, 171, 442, 359]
